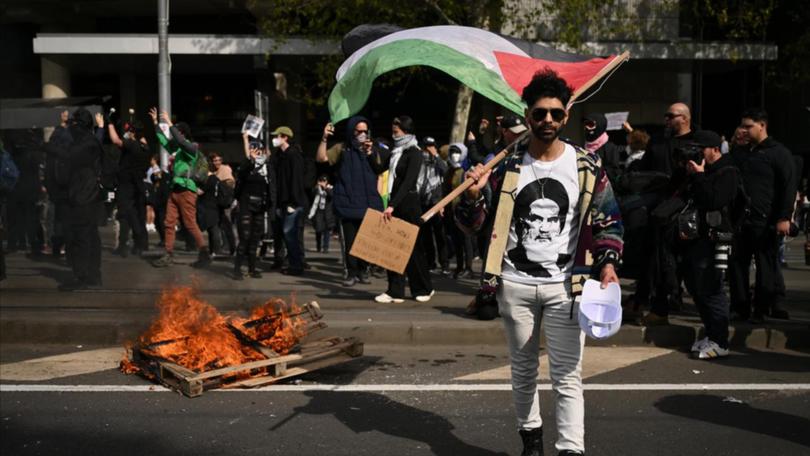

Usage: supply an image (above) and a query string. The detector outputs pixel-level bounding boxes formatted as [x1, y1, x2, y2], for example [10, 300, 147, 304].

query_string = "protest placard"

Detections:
[241, 115, 265, 138]
[349, 209, 419, 274]
[605, 112, 629, 131]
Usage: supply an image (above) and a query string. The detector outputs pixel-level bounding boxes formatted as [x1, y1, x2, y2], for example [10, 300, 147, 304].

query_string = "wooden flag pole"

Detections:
[420, 50, 631, 224]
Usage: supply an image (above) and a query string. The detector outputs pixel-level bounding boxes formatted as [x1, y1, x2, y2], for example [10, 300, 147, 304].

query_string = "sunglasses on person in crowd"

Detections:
[530, 108, 566, 123]
[664, 112, 683, 120]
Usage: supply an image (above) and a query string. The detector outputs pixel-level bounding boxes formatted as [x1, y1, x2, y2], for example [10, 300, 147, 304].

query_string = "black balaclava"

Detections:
[583, 112, 607, 142]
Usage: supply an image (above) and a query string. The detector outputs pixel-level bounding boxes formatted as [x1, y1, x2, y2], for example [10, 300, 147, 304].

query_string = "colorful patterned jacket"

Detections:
[455, 137, 623, 295]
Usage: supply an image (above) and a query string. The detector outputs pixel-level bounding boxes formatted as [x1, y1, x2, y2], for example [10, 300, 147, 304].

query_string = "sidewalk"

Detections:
[2, 229, 808, 349]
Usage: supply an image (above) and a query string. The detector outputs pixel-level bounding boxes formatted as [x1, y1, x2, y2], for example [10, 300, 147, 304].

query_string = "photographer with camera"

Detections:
[680, 130, 742, 359]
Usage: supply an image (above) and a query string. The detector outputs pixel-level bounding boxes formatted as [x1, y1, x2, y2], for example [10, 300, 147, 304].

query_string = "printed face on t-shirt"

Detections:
[523, 198, 560, 244]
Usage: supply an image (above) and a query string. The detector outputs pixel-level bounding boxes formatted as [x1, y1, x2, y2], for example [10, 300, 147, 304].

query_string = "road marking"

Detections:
[2, 383, 809, 393]
[454, 346, 673, 381]
[0, 348, 124, 381]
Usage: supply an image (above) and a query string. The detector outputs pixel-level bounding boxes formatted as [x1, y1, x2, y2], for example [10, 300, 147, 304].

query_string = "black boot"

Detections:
[519, 427, 544, 456]
[191, 247, 211, 268]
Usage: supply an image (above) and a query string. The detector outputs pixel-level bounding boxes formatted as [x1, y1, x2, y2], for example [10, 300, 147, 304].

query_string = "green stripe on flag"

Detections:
[329, 39, 525, 123]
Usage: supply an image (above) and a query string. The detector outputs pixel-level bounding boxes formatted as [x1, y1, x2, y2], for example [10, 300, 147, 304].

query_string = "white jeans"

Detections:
[497, 279, 585, 453]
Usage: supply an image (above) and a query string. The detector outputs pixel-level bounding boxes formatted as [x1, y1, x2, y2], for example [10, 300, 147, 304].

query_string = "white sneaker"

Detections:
[691, 336, 709, 353]
[374, 293, 404, 304]
[695, 340, 730, 359]
[415, 290, 435, 303]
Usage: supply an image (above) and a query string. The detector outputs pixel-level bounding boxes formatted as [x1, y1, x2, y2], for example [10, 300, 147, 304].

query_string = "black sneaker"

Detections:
[281, 268, 303, 276]
[770, 307, 790, 320]
[191, 248, 212, 268]
[358, 273, 372, 284]
[343, 277, 358, 287]
[249, 270, 263, 279]
[519, 427, 543, 456]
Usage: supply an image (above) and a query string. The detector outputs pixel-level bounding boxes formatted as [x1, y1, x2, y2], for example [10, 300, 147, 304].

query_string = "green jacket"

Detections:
[156, 126, 199, 192]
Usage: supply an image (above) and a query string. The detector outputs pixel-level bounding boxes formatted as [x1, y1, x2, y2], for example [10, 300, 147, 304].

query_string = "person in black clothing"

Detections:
[417, 136, 450, 275]
[370, 116, 434, 303]
[233, 134, 276, 279]
[108, 120, 150, 257]
[45, 112, 73, 259]
[640, 102, 695, 326]
[308, 175, 336, 253]
[681, 130, 740, 359]
[270, 126, 307, 275]
[5, 129, 44, 255]
[583, 112, 623, 186]
[44, 108, 104, 291]
[729, 108, 799, 322]
[197, 170, 222, 257]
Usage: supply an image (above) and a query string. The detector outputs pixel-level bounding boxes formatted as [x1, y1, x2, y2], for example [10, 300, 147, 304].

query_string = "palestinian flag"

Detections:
[329, 25, 628, 123]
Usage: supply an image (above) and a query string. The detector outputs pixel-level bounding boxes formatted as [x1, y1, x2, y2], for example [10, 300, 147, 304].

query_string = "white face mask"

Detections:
[355, 132, 368, 143]
[450, 153, 462, 163]
[272, 137, 283, 148]
[254, 154, 267, 166]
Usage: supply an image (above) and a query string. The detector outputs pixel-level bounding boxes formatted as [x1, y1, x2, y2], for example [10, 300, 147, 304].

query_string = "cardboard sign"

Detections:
[605, 111, 629, 131]
[349, 209, 419, 274]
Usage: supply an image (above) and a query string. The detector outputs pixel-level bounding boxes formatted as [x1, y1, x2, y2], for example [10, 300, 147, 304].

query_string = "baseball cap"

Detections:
[690, 130, 722, 149]
[422, 136, 436, 147]
[271, 126, 294, 138]
[500, 114, 528, 134]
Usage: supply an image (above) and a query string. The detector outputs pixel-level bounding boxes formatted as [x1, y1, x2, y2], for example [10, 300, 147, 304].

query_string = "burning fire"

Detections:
[120, 286, 312, 375]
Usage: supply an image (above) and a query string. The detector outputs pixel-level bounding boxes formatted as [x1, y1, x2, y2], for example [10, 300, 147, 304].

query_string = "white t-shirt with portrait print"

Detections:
[501, 143, 581, 285]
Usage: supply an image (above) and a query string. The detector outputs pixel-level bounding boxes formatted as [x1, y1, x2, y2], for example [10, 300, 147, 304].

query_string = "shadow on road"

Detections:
[655, 394, 810, 448]
[277, 390, 508, 456]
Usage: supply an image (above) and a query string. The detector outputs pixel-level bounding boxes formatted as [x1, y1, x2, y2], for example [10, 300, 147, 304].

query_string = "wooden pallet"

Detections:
[133, 336, 363, 397]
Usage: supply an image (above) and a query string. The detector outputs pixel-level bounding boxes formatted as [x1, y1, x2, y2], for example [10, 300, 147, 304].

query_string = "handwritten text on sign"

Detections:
[349, 209, 419, 274]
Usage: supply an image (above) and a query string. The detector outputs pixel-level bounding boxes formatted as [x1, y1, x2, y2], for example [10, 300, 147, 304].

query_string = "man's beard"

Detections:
[531, 123, 561, 143]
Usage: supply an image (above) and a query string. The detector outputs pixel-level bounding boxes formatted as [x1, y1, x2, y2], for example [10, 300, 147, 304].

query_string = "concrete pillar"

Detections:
[41, 57, 70, 141]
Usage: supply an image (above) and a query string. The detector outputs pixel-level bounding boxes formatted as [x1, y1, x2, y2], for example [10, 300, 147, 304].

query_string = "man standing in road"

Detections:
[459, 69, 623, 456]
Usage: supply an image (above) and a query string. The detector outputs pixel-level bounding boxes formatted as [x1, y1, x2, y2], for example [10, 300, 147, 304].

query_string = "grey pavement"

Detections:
[1, 226, 809, 349]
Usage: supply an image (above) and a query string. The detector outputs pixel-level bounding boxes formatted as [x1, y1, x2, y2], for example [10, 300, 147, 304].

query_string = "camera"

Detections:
[710, 230, 734, 271]
[675, 144, 703, 164]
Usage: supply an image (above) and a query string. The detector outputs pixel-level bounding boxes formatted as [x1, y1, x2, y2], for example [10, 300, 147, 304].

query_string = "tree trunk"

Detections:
[449, 84, 474, 144]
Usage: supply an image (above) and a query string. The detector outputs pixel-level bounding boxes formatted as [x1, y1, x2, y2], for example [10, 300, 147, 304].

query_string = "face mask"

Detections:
[355, 132, 368, 143]
[272, 137, 283, 148]
[450, 153, 462, 167]
[254, 154, 267, 166]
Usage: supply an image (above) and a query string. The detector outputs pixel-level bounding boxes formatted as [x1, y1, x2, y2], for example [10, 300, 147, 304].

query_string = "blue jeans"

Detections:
[277, 207, 303, 270]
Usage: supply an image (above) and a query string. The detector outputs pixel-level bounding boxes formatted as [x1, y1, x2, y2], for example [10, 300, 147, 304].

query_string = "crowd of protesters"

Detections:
[0, 96, 807, 328]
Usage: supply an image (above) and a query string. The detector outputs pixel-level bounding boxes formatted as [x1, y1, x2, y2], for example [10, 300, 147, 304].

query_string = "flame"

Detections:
[121, 286, 310, 375]
[229, 296, 310, 355]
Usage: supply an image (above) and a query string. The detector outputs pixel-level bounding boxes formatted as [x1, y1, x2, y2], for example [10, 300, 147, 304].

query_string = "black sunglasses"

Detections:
[664, 112, 682, 120]
[354, 129, 368, 134]
[531, 108, 566, 123]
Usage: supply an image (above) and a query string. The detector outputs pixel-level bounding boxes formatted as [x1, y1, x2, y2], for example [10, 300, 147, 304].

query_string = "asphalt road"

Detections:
[2, 344, 809, 456]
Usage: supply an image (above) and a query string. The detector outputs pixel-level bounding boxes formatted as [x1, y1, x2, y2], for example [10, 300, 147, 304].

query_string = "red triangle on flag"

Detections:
[494, 51, 617, 96]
